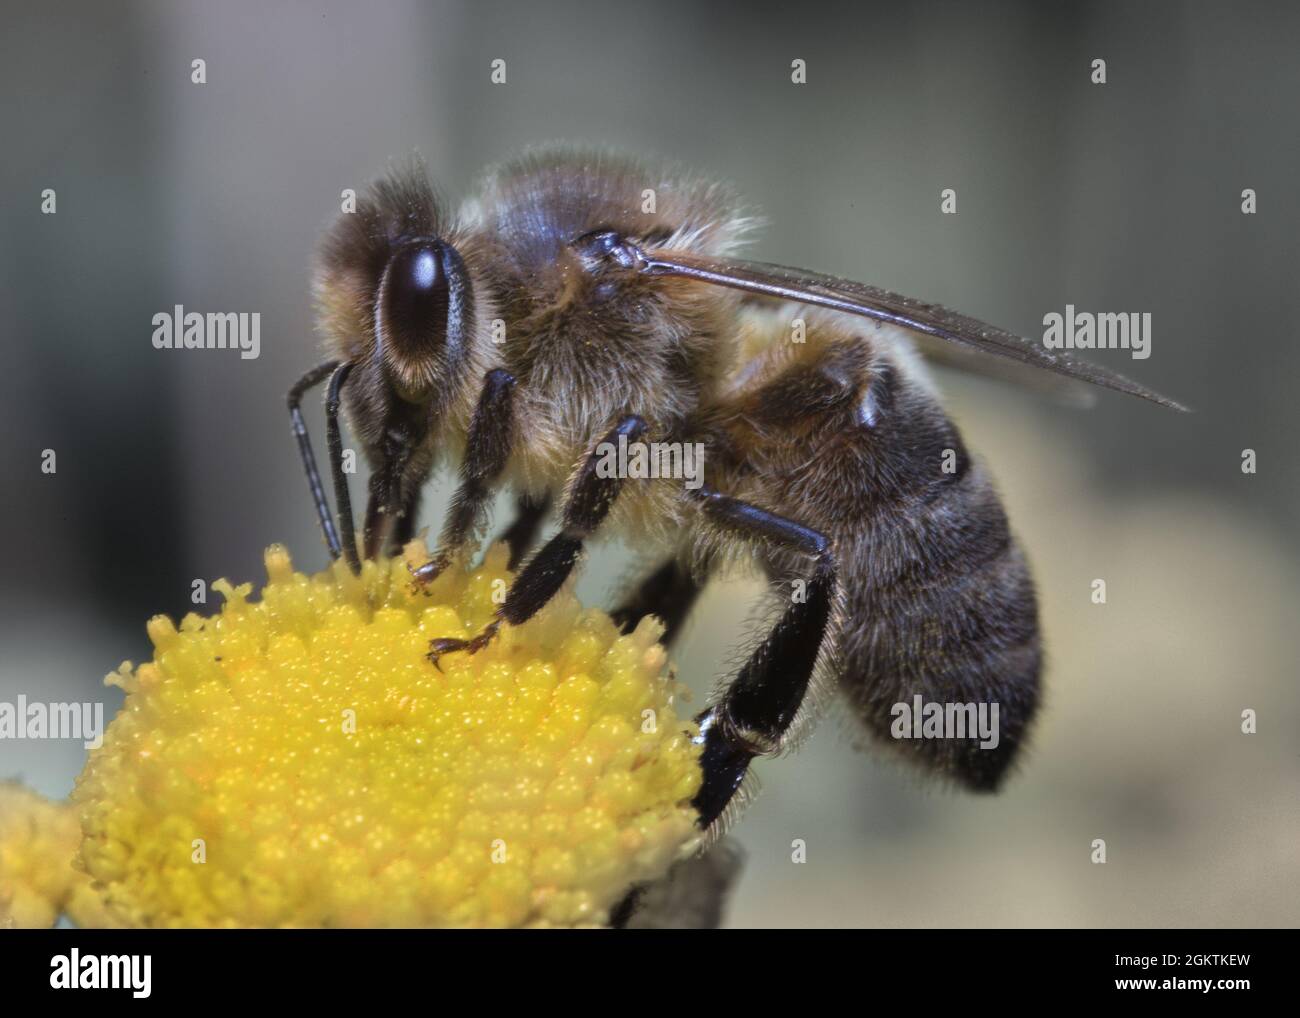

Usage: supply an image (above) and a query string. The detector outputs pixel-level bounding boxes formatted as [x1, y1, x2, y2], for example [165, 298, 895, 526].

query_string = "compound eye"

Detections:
[379, 240, 450, 371]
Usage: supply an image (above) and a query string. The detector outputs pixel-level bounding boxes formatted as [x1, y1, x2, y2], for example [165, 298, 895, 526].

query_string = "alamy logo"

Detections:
[152, 305, 261, 359]
[890, 695, 1000, 749]
[594, 432, 705, 490]
[1042, 305, 1151, 360]
[50, 950, 151, 998]
[0, 696, 104, 748]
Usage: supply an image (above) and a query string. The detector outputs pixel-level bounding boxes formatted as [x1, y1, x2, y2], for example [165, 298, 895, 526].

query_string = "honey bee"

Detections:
[289, 147, 1184, 848]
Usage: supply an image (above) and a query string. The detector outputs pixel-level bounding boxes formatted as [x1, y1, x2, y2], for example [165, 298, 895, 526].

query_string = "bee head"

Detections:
[315, 160, 474, 413]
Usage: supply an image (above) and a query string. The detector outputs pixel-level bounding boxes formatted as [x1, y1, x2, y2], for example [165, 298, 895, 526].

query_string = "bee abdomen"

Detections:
[839, 467, 1042, 791]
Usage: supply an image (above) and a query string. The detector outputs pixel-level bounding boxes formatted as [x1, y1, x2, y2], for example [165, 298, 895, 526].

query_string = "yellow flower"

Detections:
[58, 541, 702, 928]
[0, 782, 115, 928]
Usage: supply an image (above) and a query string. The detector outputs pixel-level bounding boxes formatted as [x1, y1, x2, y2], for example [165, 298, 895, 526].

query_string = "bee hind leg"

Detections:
[688, 485, 836, 829]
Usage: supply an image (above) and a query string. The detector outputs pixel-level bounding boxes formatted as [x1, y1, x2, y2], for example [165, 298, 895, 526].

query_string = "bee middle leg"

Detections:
[687, 485, 836, 829]
[427, 414, 648, 669]
[496, 492, 552, 571]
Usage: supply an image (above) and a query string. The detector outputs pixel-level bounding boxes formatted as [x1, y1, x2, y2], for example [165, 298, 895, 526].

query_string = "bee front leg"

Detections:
[410, 369, 517, 588]
[385, 484, 423, 555]
[426, 414, 648, 670]
[287, 360, 343, 560]
[688, 485, 836, 829]
[324, 363, 362, 575]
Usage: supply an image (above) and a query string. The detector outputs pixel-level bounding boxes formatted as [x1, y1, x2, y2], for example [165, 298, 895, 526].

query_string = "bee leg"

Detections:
[688, 485, 836, 829]
[410, 369, 517, 588]
[610, 558, 704, 645]
[385, 485, 423, 555]
[427, 414, 648, 670]
[363, 470, 422, 560]
[363, 471, 396, 561]
[497, 492, 552, 571]
[324, 362, 362, 575]
[287, 360, 343, 560]
[498, 414, 648, 625]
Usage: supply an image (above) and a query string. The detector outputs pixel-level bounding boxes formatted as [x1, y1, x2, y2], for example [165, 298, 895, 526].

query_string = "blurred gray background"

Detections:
[1, 0, 1296, 927]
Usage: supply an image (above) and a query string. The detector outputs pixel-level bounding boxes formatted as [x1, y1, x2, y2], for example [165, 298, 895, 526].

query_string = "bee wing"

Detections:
[887, 330, 1103, 408]
[638, 251, 1188, 412]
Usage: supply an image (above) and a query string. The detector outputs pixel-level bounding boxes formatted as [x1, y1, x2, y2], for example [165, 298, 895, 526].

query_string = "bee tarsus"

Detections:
[426, 620, 501, 673]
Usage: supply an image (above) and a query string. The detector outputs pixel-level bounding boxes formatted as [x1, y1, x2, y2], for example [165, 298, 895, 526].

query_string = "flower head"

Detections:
[67, 541, 702, 928]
